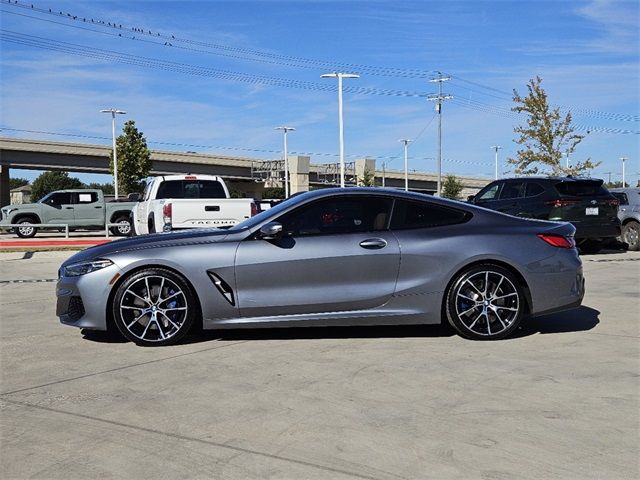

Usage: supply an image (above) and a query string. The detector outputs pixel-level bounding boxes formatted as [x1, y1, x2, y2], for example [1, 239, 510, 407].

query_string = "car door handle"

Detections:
[64, 206, 74, 209]
[94, 206, 103, 209]
[359, 238, 387, 249]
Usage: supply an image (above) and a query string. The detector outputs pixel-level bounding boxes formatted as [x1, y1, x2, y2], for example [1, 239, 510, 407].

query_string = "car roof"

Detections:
[497, 176, 601, 182]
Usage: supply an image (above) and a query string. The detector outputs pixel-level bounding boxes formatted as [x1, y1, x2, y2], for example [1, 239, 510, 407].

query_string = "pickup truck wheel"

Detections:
[110, 216, 132, 236]
[622, 221, 640, 251]
[15, 219, 38, 238]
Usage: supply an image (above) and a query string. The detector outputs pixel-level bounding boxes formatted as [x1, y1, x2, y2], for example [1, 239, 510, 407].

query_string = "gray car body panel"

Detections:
[610, 188, 640, 225]
[56, 188, 584, 332]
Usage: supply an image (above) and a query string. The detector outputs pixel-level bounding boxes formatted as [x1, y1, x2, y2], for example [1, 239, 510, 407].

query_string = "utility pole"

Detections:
[381, 161, 386, 187]
[399, 139, 412, 191]
[275, 126, 295, 198]
[100, 108, 126, 199]
[565, 152, 570, 170]
[491, 145, 502, 180]
[620, 157, 628, 187]
[428, 72, 452, 196]
[321, 72, 360, 188]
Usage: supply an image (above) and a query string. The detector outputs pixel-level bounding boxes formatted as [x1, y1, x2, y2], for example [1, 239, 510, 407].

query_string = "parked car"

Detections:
[468, 177, 620, 253]
[610, 187, 640, 251]
[133, 175, 258, 235]
[57, 188, 584, 346]
[0, 189, 136, 238]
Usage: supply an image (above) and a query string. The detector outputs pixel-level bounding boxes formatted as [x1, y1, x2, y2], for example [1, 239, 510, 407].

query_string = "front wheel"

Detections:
[112, 268, 198, 346]
[622, 221, 640, 251]
[445, 264, 525, 340]
[110, 215, 132, 236]
[15, 219, 38, 238]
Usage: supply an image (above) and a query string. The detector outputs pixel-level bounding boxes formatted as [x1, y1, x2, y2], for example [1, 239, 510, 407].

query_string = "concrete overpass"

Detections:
[0, 137, 490, 206]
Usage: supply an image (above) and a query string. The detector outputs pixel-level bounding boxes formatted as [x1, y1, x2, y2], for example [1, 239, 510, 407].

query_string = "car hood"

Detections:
[61, 228, 235, 267]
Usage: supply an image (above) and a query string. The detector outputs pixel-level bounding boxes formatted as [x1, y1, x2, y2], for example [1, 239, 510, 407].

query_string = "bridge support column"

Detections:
[0, 164, 10, 207]
[289, 155, 310, 194]
[355, 158, 376, 186]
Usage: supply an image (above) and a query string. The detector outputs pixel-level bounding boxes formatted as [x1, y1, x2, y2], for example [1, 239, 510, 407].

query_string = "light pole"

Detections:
[565, 151, 570, 170]
[428, 72, 452, 196]
[100, 108, 126, 199]
[275, 126, 295, 198]
[620, 157, 628, 187]
[321, 72, 359, 188]
[491, 145, 502, 180]
[399, 139, 413, 191]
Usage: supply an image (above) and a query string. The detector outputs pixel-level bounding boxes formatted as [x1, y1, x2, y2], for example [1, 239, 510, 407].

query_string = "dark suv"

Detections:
[469, 177, 620, 253]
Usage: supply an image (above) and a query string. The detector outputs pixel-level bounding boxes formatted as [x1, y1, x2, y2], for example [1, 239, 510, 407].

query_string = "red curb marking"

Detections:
[0, 240, 112, 247]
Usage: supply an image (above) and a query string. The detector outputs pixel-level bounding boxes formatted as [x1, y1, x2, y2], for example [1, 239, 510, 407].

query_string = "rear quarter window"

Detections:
[390, 199, 470, 230]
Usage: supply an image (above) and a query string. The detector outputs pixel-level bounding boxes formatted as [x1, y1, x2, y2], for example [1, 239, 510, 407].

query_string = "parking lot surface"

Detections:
[1, 249, 638, 479]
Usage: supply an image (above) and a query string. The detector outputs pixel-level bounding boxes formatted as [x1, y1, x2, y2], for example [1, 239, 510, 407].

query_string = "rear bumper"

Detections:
[574, 221, 621, 241]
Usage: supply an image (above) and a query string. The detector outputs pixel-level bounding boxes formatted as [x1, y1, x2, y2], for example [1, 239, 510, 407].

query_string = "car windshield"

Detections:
[229, 195, 305, 231]
[38, 192, 53, 203]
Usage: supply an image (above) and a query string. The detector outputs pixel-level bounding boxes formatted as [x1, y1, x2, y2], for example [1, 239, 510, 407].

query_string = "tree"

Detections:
[262, 187, 285, 199]
[9, 177, 29, 190]
[86, 182, 115, 195]
[441, 175, 464, 200]
[357, 168, 377, 187]
[30, 171, 83, 201]
[604, 181, 628, 189]
[109, 120, 152, 195]
[508, 76, 599, 176]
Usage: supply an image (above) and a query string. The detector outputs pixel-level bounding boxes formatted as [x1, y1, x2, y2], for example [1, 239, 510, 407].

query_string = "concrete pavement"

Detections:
[0, 249, 638, 479]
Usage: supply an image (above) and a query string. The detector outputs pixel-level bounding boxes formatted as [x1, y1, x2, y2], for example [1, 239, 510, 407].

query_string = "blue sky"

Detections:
[1, 0, 638, 186]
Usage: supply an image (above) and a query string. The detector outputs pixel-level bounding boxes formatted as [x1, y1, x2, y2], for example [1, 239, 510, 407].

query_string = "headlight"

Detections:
[63, 259, 113, 277]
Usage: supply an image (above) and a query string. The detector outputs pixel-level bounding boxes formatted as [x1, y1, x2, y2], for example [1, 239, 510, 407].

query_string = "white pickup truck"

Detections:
[133, 175, 258, 235]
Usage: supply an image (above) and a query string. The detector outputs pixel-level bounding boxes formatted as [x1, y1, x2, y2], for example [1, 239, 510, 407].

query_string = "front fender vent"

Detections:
[206, 271, 235, 306]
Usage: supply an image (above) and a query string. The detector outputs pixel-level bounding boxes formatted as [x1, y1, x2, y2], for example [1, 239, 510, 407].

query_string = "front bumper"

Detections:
[56, 263, 122, 331]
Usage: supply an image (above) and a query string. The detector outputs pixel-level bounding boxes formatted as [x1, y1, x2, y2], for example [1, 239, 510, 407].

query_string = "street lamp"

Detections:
[100, 108, 126, 199]
[620, 156, 628, 187]
[321, 72, 360, 188]
[491, 145, 502, 180]
[399, 139, 413, 191]
[275, 126, 295, 198]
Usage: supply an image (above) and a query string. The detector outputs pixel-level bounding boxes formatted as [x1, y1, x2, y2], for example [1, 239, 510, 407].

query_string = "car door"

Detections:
[71, 192, 103, 227]
[234, 195, 400, 318]
[40, 192, 75, 226]
[493, 181, 525, 215]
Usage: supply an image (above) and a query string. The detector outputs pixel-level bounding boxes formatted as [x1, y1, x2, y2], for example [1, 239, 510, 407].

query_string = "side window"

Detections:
[499, 182, 525, 200]
[477, 183, 502, 201]
[390, 200, 470, 230]
[76, 192, 99, 204]
[525, 182, 545, 198]
[44, 192, 72, 206]
[612, 193, 628, 205]
[276, 196, 392, 237]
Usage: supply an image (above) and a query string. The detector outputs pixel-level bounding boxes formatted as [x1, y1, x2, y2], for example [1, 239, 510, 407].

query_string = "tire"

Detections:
[112, 268, 198, 346]
[445, 264, 525, 340]
[15, 218, 38, 238]
[622, 221, 640, 251]
[110, 215, 132, 237]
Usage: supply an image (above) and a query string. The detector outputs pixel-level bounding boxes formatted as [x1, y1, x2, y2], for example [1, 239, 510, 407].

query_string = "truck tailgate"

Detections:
[168, 199, 253, 229]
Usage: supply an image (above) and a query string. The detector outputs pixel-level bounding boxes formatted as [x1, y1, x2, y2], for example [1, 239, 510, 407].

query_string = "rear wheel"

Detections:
[110, 215, 132, 236]
[112, 268, 197, 346]
[445, 264, 525, 340]
[15, 219, 38, 238]
[622, 221, 640, 251]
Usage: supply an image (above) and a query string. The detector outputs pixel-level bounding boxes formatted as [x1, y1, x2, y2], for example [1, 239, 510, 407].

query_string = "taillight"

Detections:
[250, 202, 258, 217]
[162, 202, 172, 231]
[537, 234, 575, 249]
[605, 198, 619, 207]
[544, 199, 580, 207]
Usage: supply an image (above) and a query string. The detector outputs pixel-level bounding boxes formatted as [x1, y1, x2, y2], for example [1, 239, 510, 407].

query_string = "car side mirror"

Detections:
[467, 195, 475, 203]
[259, 221, 283, 239]
[128, 193, 140, 202]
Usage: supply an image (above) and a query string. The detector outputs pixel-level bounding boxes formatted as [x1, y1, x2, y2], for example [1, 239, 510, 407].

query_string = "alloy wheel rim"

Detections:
[119, 275, 188, 342]
[18, 223, 34, 236]
[625, 226, 639, 246]
[117, 221, 131, 235]
[455, 270, 520, 336]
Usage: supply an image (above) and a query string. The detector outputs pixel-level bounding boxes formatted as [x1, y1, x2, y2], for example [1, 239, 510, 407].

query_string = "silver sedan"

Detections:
[56, 188, 584, 345]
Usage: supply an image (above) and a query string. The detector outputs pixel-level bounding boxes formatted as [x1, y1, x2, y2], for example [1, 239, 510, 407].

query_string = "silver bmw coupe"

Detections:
[56, 188, 584, 345]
